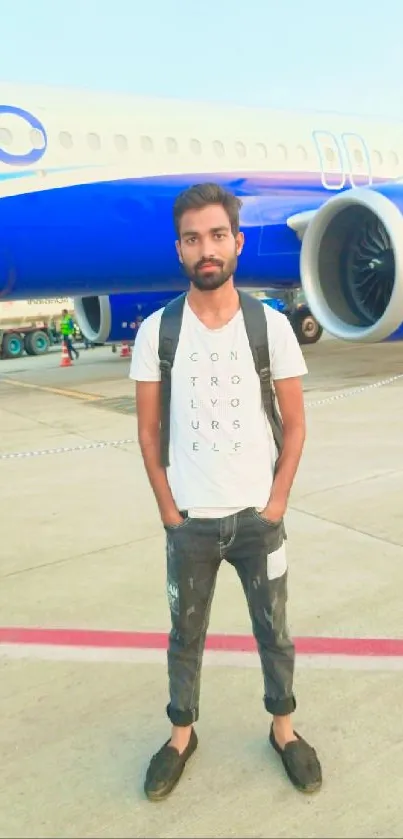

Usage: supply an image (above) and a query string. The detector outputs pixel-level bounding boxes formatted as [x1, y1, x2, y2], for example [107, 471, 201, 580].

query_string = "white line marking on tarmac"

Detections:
[1, 372, 402, 461]
[2, 643, 403, 671]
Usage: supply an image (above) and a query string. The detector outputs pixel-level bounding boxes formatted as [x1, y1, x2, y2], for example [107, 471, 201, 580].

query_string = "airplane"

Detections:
[1, 80, 403, 350]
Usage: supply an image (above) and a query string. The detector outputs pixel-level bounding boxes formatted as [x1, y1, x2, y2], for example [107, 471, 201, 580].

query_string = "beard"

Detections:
[182, 252, 238, 292]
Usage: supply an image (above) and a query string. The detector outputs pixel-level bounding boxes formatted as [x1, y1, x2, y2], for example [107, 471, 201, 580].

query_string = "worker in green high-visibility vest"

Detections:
[60, 309, 79, 361]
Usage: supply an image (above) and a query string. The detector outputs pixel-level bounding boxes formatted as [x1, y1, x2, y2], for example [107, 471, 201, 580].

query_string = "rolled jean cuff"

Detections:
[166, 703, 199, 726]
[264, 693, 296, 716]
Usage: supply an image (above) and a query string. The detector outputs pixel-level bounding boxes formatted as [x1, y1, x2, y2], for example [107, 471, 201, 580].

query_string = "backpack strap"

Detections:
[238, 290, 284, 458]
[158, 293, 187, 467]
[158, 289, 284, 468]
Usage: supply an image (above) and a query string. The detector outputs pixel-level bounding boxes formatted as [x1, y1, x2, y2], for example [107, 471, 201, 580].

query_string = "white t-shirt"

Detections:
[129, 298, 307, 518]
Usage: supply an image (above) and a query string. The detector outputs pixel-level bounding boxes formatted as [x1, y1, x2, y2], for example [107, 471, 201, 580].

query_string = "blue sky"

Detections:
[1, 0, 402, 117]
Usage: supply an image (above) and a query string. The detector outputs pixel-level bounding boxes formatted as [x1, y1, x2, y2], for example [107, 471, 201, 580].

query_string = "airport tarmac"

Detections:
[1, 338, 403, 839]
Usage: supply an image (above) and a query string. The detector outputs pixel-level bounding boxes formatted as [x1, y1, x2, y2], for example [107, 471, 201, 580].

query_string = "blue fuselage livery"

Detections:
[0, 170, 330, 297]
[1, 81, 403, 345]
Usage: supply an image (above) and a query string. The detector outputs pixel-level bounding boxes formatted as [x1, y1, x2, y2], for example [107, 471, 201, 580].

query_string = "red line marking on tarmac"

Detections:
[1, 627, 403, 657]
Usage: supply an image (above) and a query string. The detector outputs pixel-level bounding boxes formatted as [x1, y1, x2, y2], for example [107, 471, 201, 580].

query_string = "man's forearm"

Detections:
[138, 432, 178, 518]
[269, 424, 306, 505]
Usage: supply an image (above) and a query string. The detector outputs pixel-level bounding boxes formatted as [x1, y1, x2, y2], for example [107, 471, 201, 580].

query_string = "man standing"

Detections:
[130, 183, 322, 801]
[60, 309, 79, 360]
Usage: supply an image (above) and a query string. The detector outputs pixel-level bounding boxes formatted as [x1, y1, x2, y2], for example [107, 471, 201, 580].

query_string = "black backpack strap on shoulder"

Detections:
[238, 290, 284, 457]
[158, 293, 187, 467]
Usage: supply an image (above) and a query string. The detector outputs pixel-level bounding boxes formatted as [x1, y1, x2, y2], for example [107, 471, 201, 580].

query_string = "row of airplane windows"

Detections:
[0, 125, 400, 169]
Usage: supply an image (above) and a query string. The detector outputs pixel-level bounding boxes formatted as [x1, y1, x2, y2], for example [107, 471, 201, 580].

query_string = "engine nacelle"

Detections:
[298, 188, 403, 342]
[73, 291, 180, 344]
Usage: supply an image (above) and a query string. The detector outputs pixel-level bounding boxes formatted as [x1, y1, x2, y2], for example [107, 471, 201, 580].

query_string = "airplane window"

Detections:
[325, 146, 335, 163]
[353, 148, 363, 165]
[166, 137, 178, 154]
[190, 138, 202, 155]
[141, 135, 153, 153]
[255, 142, 267, 159]
[59, 131, 73, 149]
[30, 128, 45, 150]
[389, 151, 399, 167]
[373, 149, 382, 166]
[213, 140, 225, 157]
[235, 141, 246, 158]
[296, 145, 307, 162]
[114, 134, 128, 152]
[277, 144, 287, 160]
[87, 133, 101, 151]
[0, 127, 12, 146]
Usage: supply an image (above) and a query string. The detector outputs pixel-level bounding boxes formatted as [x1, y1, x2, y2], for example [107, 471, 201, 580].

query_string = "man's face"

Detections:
[175, 204, 244, 292]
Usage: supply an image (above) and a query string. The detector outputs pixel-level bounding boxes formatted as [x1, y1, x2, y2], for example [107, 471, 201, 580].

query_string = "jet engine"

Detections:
[296, 188, 403, 342]
[73, 291, 179, 344]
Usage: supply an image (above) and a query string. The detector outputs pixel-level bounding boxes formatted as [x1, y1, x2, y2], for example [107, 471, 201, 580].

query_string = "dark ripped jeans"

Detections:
[164, 507, 296, 727]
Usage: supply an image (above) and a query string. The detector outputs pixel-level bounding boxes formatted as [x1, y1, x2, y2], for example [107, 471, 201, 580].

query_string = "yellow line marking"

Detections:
[3, 378, 101, 402]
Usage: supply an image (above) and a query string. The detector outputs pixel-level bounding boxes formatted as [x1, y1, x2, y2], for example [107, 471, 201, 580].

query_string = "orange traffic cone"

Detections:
[60, 340, 72, 367]
[120, 342, 131, 358]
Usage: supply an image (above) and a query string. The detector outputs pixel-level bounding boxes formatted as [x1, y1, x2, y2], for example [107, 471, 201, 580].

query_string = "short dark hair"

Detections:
[173, 183, 242, 237]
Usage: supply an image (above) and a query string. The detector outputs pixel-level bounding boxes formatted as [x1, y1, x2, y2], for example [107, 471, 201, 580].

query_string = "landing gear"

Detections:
[290, 308, 323, 345]
[260, 288, 323, 346]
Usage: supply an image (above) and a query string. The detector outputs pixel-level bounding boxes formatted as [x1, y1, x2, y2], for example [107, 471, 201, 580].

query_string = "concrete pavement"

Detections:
[1, 339, 403, 838]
